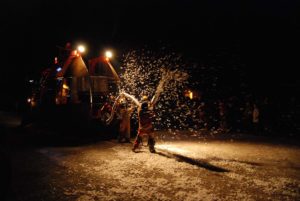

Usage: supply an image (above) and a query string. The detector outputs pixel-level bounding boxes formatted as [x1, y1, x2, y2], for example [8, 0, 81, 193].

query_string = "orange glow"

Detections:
[63, 84, 69, 89]
[72, 50, 77, 56]
[189, 91, 193, 100]
[184, 90, 194, 100]
[31, 101, 36, 107]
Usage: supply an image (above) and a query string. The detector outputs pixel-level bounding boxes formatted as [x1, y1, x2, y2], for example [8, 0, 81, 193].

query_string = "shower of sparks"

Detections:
[116, 48, 205, 137]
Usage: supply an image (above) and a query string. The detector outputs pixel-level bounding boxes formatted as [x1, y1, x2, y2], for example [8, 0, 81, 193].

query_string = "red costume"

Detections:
[132, 101, 156, 153]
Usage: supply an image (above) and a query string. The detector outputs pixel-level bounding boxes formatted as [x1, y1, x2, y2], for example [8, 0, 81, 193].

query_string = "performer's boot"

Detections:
[148, 137, 156, 153]
[132, 135, 142, 152]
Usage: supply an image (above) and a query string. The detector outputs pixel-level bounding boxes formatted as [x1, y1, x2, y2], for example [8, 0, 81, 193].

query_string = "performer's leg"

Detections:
[148, 132, 156, 153]
[132, 134, 142, 152]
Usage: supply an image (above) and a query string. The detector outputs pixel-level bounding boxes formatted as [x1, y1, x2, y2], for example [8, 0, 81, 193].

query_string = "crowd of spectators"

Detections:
[175, 94, 298, 136]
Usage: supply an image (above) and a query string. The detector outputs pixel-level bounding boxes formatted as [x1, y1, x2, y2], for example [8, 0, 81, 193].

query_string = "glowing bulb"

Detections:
[77, 45, 85, 53]
[105, 51, 113, 59]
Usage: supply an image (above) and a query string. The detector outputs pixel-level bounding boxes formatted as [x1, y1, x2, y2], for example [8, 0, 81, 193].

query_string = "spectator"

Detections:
[242, 101, 253, 133]
[252, 103, 260, 134]
[218, 100, 227, 132]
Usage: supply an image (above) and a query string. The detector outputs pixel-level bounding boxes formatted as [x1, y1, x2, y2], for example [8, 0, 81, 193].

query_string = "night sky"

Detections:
[1, 0, 299, 106]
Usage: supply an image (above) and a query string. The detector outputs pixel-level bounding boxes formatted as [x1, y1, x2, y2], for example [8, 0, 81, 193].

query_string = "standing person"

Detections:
[117, 100, 133, 143]
[218, 100, 227, 132]
[242, 101, 253, 133]
[252, 103, 260, 134]
[132, 96, 156, 153]
[198, 102, 207, 129]
[261, 97, 274, 134]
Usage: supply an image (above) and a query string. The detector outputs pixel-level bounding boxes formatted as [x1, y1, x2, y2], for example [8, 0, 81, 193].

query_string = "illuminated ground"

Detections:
[5, 129, 300, 201]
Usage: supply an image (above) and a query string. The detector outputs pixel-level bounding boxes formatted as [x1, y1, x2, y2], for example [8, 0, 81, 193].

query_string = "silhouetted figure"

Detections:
[218, 100, 227, 132]
[252, 103, 260, 134]
[242, 101, 253, 133]
[226, 97, 235, 132]
[197, 102, 207, 129]
[261, 97, 274, 134]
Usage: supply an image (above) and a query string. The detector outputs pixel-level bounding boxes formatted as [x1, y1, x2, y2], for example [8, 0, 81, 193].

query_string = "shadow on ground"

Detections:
[156, 150, 230, 173]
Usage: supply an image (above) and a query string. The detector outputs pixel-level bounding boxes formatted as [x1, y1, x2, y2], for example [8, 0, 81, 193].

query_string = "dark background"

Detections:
[1, 0, 299, 109]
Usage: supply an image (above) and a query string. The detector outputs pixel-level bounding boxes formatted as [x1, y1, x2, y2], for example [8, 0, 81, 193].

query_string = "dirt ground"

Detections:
[2, 128, 300, 201]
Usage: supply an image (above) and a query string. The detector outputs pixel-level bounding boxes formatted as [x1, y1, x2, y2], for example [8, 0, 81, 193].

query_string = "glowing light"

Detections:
[63, 84, 69, 89]
[142, 96, 148, 101]
[29, 80, 34, 83]
[77, 45, 85, 53]
[56, 67, 62, 72]
[27, 98, 31, 103]
[189, 91, 193, 100]
[105, 51, 113, 59]
[184, 89, 193, 100]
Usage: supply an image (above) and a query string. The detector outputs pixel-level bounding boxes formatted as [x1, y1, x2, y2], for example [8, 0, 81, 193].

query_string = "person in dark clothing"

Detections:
[252, 103, 260, 134]
[261, 97, 274, 134]
[242, 101, 253, 133]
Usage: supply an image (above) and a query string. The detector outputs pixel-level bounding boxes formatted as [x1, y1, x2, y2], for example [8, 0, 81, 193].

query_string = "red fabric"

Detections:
[138, 111, 154, 136]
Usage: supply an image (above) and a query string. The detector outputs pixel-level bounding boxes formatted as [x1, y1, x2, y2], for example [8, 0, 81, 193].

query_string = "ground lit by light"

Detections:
[156, 144, 192, 155]
[30, 136, 300, 201]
